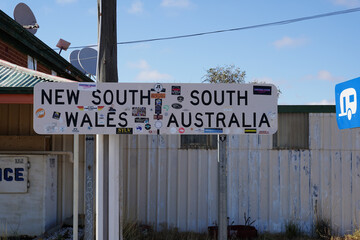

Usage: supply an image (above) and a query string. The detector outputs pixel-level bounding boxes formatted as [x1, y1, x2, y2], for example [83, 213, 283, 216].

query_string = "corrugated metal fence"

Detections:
[121, 113, 360, 235]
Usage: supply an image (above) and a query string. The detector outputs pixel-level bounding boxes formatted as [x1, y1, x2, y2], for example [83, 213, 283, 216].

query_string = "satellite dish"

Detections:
[78, 47, 98, 76]
[13, 3, 39, 34]
[70, 50, 86, 74]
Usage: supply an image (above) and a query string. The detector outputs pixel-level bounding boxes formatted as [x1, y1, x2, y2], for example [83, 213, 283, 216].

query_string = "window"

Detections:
[273, 113, 309, 149]
[27, 55, 37, 70]
[350, 94, 355, 103]
[181, 135, 217, 149]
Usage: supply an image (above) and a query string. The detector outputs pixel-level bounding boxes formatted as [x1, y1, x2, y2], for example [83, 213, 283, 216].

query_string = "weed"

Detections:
[256, 232, 288, 240]
[315, 218, 332, 240]
[122, 221, 144, 240]
[285, 220, 302, 239]
[121, 219, 352, 240]
[122, 220, 210, 240]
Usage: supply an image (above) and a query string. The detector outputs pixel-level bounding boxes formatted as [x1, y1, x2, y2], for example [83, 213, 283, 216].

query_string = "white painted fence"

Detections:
[120, 113, 360, 235]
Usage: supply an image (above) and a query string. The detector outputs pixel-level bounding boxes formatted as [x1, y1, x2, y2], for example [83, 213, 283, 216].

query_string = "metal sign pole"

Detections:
[109, 135, 120, 239]
[73, 135, 79, 240]
[85, 135, 95, 240]
[218, 134, 228, 240]
[96, 134, 105, 239]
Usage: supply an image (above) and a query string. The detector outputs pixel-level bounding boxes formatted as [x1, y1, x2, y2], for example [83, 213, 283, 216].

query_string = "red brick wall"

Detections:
[0, 39, 27, 67]
[0, 39, 51, 74]
[37, 63, 51, 74]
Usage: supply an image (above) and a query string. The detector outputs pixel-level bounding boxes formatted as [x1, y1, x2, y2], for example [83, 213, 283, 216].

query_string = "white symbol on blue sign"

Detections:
[335, 77, 360, 130]
[338, 88, 357, 120]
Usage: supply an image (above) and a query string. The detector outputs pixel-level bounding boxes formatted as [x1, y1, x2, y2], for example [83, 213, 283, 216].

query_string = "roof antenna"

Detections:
[13, 3, 39, 34]
[56, 39, 71, 54]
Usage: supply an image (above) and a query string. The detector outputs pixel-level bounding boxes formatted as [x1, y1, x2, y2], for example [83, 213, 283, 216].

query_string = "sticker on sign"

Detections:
[33, 82, 278, 135]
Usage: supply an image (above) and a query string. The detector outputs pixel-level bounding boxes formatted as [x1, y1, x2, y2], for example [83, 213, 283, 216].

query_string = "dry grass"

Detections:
[345, 229, 360, 240]
[123, 222, 209, 240]
[122, 220, 360, 240]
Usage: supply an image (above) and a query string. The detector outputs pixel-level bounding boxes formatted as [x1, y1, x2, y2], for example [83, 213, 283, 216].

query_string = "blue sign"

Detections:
[335, 77, 360, 129]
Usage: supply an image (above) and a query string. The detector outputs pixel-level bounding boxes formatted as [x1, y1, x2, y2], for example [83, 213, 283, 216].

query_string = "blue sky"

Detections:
[1, 0, 360, 105]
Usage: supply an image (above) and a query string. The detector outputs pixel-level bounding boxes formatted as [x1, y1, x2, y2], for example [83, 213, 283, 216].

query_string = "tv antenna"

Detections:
[13, 3, 39, 34]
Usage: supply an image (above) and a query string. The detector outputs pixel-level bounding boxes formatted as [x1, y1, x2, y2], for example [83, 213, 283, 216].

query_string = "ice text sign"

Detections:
[0, 157, 28, 193]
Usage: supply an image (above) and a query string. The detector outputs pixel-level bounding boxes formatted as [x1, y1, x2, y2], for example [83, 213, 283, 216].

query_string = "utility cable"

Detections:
[64, 7, 360, 52]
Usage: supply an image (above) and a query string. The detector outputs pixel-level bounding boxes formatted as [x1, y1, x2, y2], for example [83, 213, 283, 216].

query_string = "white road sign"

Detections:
[33, 82, 278, 135]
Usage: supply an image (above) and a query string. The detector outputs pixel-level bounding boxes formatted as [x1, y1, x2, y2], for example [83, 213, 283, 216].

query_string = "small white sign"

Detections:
[0, 157, 29, 193]
[78, 83, 97, 91]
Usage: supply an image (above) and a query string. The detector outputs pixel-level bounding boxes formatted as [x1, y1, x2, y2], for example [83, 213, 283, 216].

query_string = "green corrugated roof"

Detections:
[0, 59, 74, 93]
[0, 65, 47, 88]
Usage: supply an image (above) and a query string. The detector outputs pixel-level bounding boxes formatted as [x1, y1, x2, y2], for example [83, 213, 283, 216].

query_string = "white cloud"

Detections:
[332, 0, 360, 7]
[128, 59, 150, 70]
[304, 70, 344, 83]
[56, 0, 77, 4]
[135, 70, 173, 82]
[317, 70, 344, 82]
[161, 0, 191, 8]
[307, 99, 335, 105]
[273, 36, 307, 48]
[128, 60, 173, 82]
[128, 1, 144, 14]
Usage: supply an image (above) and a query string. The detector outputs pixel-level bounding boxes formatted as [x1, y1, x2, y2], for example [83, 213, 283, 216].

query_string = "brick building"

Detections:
[0, 9, 91, 237]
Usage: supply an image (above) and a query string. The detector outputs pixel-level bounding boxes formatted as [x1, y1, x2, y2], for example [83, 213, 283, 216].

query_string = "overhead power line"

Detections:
[65, 7, 360, 51]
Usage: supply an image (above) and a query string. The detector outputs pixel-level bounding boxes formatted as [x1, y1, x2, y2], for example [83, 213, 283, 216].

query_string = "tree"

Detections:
[202, 65, 246, 83]
[203, 64, 281, 96]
